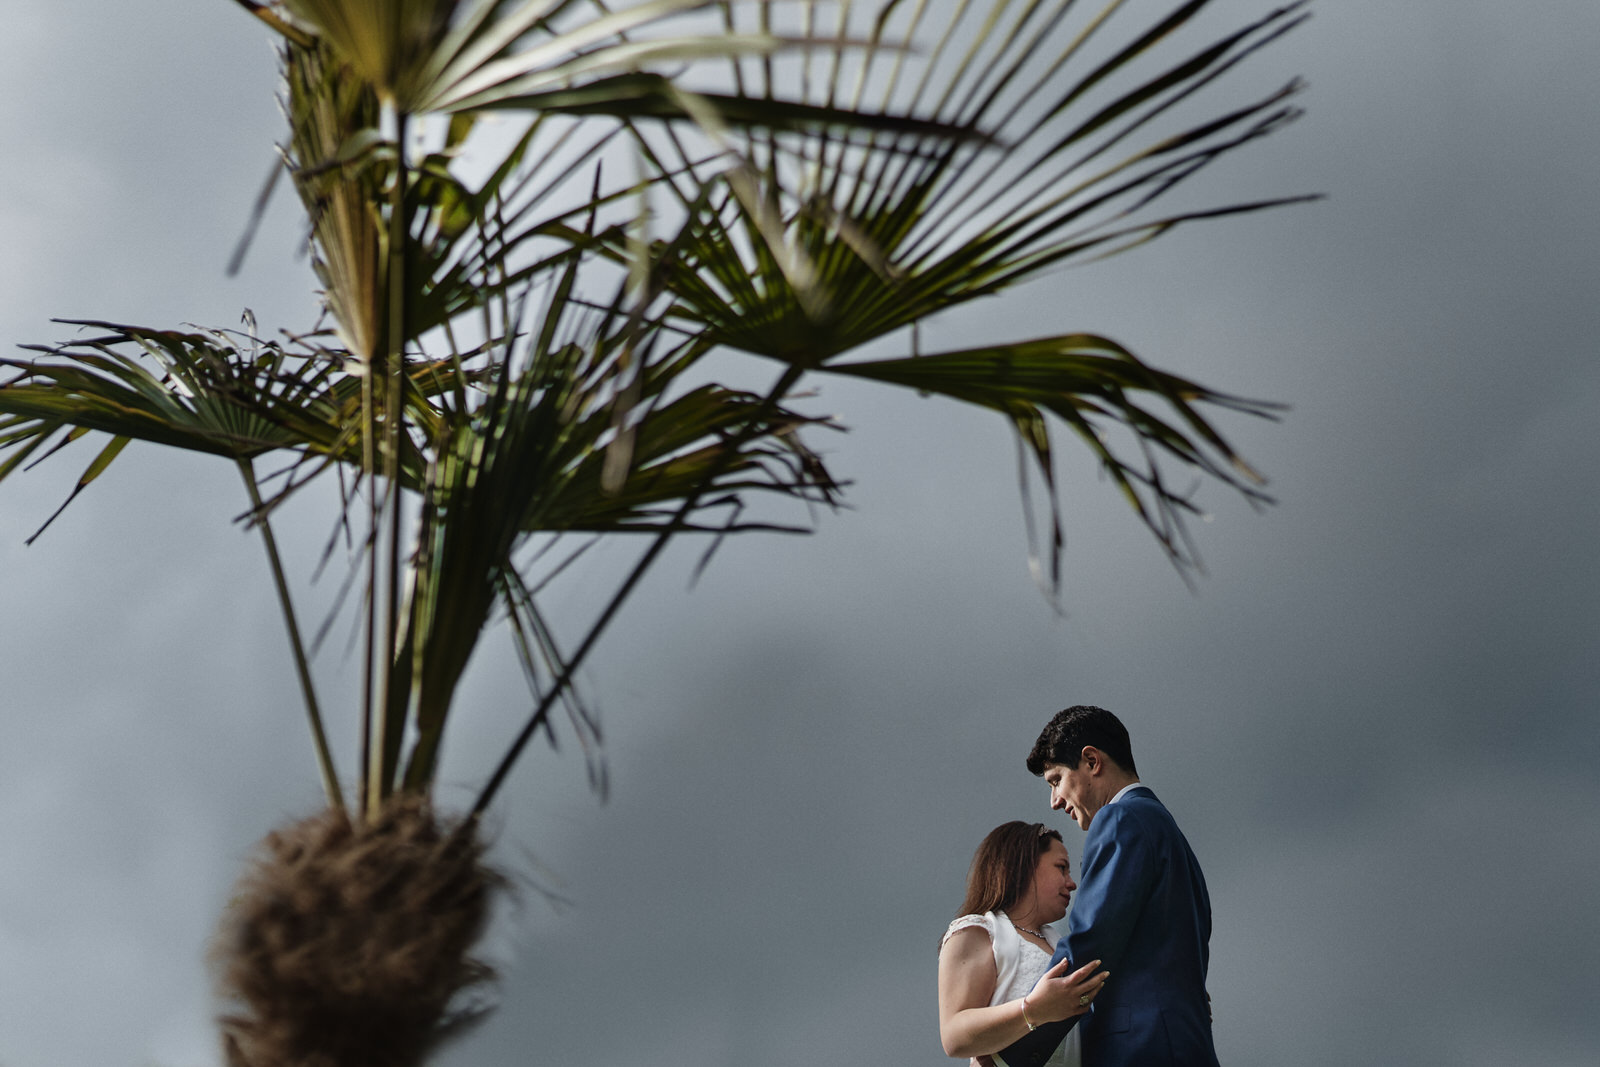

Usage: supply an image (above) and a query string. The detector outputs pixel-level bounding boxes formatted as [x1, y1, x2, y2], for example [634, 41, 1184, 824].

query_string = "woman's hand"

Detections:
[1022, 956, 1110, 1022]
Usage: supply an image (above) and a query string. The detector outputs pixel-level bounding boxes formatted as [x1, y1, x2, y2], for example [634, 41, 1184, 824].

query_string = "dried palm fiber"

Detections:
[214, 795, 498, 1067]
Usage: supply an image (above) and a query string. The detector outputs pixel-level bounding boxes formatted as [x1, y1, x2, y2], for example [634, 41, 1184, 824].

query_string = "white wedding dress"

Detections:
[942, 911, 1082, 1067]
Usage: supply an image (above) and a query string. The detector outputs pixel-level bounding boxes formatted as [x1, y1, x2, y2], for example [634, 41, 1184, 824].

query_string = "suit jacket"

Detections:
[997, 787, 1218, 1067]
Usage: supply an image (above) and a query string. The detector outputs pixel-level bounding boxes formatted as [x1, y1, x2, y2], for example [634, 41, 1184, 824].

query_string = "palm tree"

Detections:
[0, 1, 1311, 1063]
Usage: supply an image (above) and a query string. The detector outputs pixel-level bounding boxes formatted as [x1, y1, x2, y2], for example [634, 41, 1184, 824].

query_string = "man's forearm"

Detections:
[994, 1015, 1079, 1067]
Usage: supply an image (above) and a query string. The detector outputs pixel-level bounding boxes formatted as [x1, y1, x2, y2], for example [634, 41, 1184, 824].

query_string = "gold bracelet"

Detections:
[1020, 996, 1037, 1032]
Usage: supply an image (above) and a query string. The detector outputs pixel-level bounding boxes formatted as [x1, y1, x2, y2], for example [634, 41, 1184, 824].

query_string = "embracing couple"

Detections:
[937, 706, 1218, 1067]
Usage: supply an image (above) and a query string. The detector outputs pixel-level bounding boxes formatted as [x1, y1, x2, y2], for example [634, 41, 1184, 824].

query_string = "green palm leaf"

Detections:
[373, 260, 840, 793]
[595, 0, 1314, 577]
[2, 0, 1314, 832]
[268, 20, 987, 359]
[823, 334, 1282, 577]
[0, 322, 350, 462]
[633, 0, 1314, 360]
[257, 0, 957, 123]
[0, 319, 521, 522]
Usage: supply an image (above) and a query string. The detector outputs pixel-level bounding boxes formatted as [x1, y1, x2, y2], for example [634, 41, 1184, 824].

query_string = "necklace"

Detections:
[1012, 920, 1048, 940]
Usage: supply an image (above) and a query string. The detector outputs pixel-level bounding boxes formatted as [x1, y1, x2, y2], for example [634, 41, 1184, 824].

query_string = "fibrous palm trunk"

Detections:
[214, 796, 497, 1067]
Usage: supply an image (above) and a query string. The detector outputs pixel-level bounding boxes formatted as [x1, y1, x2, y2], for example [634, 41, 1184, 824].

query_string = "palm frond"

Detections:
[625, 0, 1313, 361]
[1, 0, 1313, 830]
[0, 317, 528, 530]
[0, 322, 351, 463]
[377, 263, 840, 794]
[268, 0, 800, 117]
[822, 333, 1282, 576]
[598, 0, 1313, 580]
[282, 38, 386, 362]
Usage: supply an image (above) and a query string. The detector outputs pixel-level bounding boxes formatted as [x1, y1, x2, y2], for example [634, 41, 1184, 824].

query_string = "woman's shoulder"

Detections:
[941, 912, 997, 949]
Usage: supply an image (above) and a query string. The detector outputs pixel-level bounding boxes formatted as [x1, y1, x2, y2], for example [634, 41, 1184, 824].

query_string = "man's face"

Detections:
[1043, 759, 1097, 830]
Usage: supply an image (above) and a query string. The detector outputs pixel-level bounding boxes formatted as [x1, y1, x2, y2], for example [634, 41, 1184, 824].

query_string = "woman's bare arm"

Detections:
[937, 929, 1107, 1059]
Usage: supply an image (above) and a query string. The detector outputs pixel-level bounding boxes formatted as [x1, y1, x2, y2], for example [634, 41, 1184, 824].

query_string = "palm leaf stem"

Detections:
[357, 406, 378, 818]
[371, 105, 414, 815]
[238, 457, 345, 813]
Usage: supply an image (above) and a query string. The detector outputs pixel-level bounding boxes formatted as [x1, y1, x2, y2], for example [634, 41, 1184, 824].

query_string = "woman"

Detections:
[938, 822, 1109, 1067]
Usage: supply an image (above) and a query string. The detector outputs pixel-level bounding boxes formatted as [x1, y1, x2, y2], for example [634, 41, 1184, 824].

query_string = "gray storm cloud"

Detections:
[1, 2, 1597, 1066]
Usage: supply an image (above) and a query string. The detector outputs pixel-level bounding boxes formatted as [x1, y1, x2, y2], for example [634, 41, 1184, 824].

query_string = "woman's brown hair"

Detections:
[955, 821, 1064, 918]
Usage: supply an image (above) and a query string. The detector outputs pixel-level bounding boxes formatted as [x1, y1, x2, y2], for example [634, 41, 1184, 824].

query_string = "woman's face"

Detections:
[1026, 839, 1077, 924]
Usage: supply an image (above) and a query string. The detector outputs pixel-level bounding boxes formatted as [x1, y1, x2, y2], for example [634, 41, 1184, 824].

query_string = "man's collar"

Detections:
[1107, 781, 1146, 806]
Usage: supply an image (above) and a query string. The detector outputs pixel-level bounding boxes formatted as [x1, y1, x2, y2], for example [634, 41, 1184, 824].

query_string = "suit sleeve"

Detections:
[1064, 803, 1156, 975]
[994, 1012, 1076, 1067]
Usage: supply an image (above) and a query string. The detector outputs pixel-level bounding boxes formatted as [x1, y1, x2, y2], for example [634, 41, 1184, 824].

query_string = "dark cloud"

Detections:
[3, 2, 1598, 1067]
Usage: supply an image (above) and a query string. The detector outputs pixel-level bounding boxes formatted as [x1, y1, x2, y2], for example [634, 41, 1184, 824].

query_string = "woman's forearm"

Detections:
[940, 994, 1040, 1058]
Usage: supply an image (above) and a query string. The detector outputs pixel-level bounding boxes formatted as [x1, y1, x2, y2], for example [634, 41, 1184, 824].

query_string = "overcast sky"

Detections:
[2, 2, 1597, 1066]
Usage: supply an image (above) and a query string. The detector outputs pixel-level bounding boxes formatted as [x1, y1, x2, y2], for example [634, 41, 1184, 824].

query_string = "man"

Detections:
[998, 706, 1219, 1067]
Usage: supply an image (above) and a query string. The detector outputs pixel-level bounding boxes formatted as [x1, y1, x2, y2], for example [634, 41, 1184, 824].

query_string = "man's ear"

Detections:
[1080, 746, 1103, 775]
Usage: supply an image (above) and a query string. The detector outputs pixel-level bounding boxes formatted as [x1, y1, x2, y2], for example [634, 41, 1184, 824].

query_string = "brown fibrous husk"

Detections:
[214, 795, 500, 1067]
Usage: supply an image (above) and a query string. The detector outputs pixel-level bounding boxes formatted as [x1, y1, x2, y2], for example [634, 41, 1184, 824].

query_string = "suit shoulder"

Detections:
[1098, 793, 1182, 842]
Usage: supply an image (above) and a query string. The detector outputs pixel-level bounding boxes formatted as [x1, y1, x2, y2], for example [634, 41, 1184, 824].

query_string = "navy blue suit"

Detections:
[998, 787, 1218, 1067]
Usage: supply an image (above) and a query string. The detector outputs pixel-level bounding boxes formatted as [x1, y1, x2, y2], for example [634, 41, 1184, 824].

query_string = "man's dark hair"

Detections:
[1026, 705, 1138, 777]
